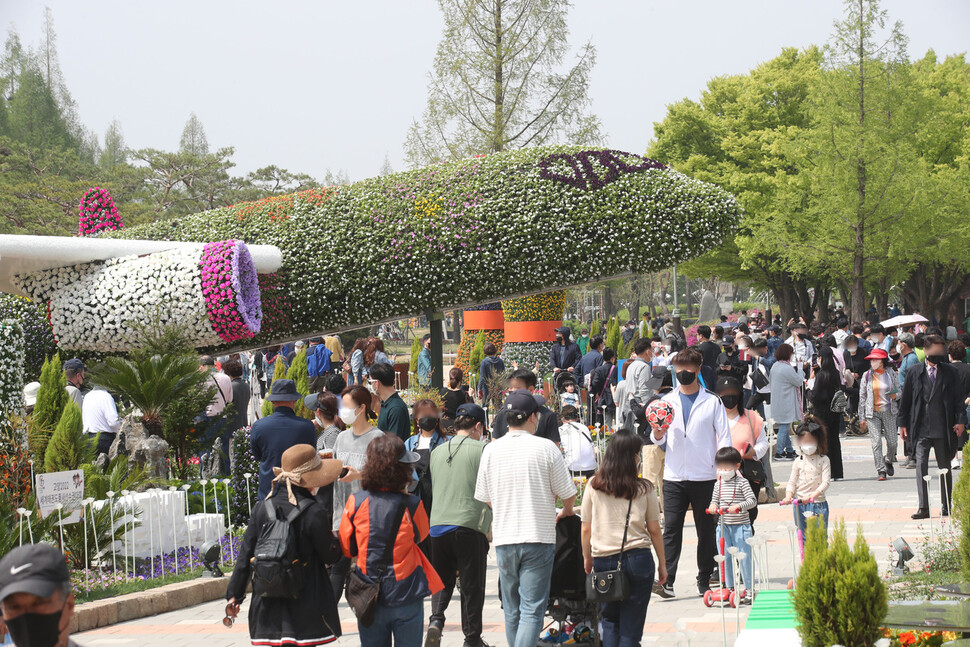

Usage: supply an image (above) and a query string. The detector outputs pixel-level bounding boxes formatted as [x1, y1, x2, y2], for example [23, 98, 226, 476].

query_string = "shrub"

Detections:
[469, 330, 486, 376]
[794, 519, 887, 647]
[953, 441, 970, 579]
[409, 337, 422, 373]
[44, 401, 93, 473]
[29, 355, 68, 465]
[261, 357, 287, 418]
[229, 426, 258, 524]
[285, 350, 312, 419]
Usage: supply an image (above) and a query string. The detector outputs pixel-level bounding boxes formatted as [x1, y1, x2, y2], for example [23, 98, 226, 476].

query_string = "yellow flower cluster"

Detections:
[414, 194, 444, 219]
[502, 290, 567, 323]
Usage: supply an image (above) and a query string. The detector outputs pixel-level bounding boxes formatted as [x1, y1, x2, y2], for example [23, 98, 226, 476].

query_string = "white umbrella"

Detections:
[880, 314, 927, 328]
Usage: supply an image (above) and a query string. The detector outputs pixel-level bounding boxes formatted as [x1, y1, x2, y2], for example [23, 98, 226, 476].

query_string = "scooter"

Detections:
[780, 498, 814, 589]
[702, 507, 742, 609]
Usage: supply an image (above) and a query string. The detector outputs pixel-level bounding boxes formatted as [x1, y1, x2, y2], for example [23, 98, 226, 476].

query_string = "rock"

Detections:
[107, 431, 128, 461]
[128, 429, 169, 480]
[94, 453, 109, 471]
[698, 289, 720, 324]
[200, 440, 222, 480]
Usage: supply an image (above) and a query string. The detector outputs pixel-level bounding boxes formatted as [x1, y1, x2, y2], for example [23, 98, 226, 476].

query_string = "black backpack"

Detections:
[251, 497, 312, 598]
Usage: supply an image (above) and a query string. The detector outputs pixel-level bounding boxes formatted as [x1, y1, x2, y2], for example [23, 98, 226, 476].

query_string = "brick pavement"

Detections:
[76, 437, 954, 647]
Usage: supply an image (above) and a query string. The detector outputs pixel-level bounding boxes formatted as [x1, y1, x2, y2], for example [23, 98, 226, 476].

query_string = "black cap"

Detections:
[722, 335, 735, 346]
[266, 379, 300, 402]
[645, 365, 668, 391]
[309, 336, 323, 343]
[502, 389, 539, 416]
[303, 392, 321, 411]
[716, 376, 743, 394]
[456, 403, 487, 427]
[768, 325, 781, 333]
[0, 544, 70, 602]
[63, 358, 85, 372]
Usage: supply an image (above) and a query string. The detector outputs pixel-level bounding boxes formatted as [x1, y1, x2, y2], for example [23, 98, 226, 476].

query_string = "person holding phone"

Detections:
[859, 348, 900, 481]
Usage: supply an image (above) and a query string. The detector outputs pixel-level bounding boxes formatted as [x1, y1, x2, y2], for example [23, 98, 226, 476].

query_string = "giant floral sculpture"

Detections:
[6, 146, 742, 352]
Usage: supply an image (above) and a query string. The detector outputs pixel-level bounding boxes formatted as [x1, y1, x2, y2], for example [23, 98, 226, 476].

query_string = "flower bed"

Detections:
[0, 295, 56, 381]
[95, 146, 741, 352]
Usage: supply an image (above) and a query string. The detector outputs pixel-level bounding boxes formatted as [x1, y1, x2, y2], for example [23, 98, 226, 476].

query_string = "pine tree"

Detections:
[606, 317, 621, 356]
[409, 337, 423, 373]
[28, 355, 67, 465]
[469, 330, 486, 375]
[261, 356, 288, 418]
[286, 350, 312, 419]
[590, 319, 601, 338]
[44, 400, 88, 473]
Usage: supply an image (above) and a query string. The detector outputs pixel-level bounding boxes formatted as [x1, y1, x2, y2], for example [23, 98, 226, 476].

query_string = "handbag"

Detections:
[739, 411, 767, 487]
[585, 497, 632, 603]
[345, 500, 407, 627]
[830, 389, 848, 413]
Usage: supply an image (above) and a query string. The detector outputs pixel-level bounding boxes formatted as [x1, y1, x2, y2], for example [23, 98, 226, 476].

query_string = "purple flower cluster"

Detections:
[78, 187, 123, 236]
[199, 240, 263, 343]
[538, 150, 667, 191]
[467, 302, 502, 311]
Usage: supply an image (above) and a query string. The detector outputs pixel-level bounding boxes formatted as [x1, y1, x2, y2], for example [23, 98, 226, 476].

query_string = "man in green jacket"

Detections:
[425, 403, 492, 647]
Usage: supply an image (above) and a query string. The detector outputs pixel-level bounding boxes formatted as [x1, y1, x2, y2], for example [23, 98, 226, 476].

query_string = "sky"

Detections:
[3, 0, 969, 183]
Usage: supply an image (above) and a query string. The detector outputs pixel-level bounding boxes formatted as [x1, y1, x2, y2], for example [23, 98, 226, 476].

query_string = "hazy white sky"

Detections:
[3, 1, 968, 182]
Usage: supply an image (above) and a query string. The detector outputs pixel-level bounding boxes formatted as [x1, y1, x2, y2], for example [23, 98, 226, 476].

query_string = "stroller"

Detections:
[538, 515, 601, 646]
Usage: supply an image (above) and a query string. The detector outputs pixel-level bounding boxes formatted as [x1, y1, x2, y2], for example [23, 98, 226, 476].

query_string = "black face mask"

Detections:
[720, 394, 740, 410]
[927, 354, 947, 366]
[417, 416, 439, 432]
[676, 370, 697, 386]
[5, 607, 65, 647]
[556, 337, 563, 344]
[797, 333, 807, 340]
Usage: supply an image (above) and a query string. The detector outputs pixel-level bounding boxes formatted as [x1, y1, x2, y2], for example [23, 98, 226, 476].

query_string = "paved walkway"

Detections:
[76, 437, 954, 647]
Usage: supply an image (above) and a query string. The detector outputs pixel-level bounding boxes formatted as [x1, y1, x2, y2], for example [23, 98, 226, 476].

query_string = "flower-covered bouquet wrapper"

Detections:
[13, 240, 262, 352]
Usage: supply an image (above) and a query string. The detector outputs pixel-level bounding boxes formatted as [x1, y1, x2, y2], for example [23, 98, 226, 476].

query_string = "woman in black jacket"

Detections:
[227, 444, 345, 646]
[810, 347, 845, 480]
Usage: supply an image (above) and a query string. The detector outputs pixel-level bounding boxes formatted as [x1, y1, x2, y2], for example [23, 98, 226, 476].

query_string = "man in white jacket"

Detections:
[651, 347, 732, 600]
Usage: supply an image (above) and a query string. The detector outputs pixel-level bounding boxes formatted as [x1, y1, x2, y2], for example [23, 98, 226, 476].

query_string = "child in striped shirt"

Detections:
[707, 446, 757, 602]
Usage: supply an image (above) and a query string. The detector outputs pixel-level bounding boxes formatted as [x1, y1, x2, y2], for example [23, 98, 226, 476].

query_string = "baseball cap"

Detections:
[768, 325, 781, 333]
[303, 392, 322, 411]
[23, 382, 40, 407]
[502, 389, 539, 416]
[63, 358, 85, 372]
[865, 348, 890, 361]
[0, 544, 70, 603]
[645, 366, 668, 391]
[456, 403, 487, 427]
[722, 335, 735, 346]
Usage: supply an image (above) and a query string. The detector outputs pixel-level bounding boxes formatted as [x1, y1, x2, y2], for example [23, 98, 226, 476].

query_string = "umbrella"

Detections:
[880, 314, 928, 328]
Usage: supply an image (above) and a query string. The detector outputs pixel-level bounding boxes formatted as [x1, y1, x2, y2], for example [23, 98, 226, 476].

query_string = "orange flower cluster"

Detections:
[232, 187, 337, 222]
[883, 628, 957, 646]
[0, 441, 33, 509]
[456, 329, 504, 374]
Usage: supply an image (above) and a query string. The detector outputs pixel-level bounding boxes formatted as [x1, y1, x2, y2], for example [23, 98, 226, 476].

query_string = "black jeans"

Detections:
[94, 432, 116, 456]
[429, 528, 489, 646]
[916, 435, 954, 511]
[662, 479, 716, 588]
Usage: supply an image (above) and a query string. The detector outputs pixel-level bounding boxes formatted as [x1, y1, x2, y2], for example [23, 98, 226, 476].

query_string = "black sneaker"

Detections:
[697, 581, 711, 597]
[425, 623, 443, 647]
[653, 581, 675, 599]
[885, 460, 895, 477]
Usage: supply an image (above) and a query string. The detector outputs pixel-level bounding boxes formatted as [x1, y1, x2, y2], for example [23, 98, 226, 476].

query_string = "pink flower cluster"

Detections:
[199, 240, 262, 343]
[78, 187, 123, 236]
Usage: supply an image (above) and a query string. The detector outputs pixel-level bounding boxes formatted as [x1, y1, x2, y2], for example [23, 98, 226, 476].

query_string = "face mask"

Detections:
[896, 344, 903, 354]
[717, 469, 736, 480]
[5, 607, 65, 647]
[663, 344, 671, 352]
[800, 444, 817, 455]
[652, 342, 662, 351]
[339, 407, 359, 426]
[676, 370, 697, 385]
[417, 416, 438, 432]
[871, 361, 883, 371]
[847, 346, 857, 354]
[797, 333, 807, 340]
[556, 337, 563, 344]
[927, 354, 947, 365]
[720, 395, 740, 410]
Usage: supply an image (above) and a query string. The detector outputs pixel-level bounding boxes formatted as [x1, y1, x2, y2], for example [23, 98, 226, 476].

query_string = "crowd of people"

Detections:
[10, 305, 970, 647]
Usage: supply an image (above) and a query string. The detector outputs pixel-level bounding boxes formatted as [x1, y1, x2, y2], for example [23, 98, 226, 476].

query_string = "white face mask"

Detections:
[339, 406, 360, 426]
[896, 344, 903, 354]
[717, 469, 736, 480]
[800, 444, 818, 455]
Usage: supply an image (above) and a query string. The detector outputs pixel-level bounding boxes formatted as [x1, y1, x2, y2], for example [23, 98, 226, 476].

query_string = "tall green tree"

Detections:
[28, 355, 68, 465]
[405, 0, 602, 166]
[44, 400, 90, 473]
[99, 119, 127, 169]
[179, 112, 209, 156]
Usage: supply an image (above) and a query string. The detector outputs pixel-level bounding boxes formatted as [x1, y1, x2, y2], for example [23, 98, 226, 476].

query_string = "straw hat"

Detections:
[269, 444, 344, 504]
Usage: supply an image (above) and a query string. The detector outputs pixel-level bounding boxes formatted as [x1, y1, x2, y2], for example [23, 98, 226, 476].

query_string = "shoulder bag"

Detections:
[585, 497, 632, 602]
[739, 410, 767, 487]
[345, 499, 407, 627]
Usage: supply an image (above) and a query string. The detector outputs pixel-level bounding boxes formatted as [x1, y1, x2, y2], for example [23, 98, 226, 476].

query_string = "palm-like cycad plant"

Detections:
[92, 355, 211, 437]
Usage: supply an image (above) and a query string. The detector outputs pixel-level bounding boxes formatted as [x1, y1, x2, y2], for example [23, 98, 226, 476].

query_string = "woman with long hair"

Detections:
[440, 367, 472, 429]
[310, 391, 345, 452]
[405, 399, 447, 521]
[348, 338, 367, 385]
[339, 434, 443, 646]
[810, 346, 845, 480]
[716, 376, 768, 526]
[581, 430, 666, 647]
[329, 385, 384, 601]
